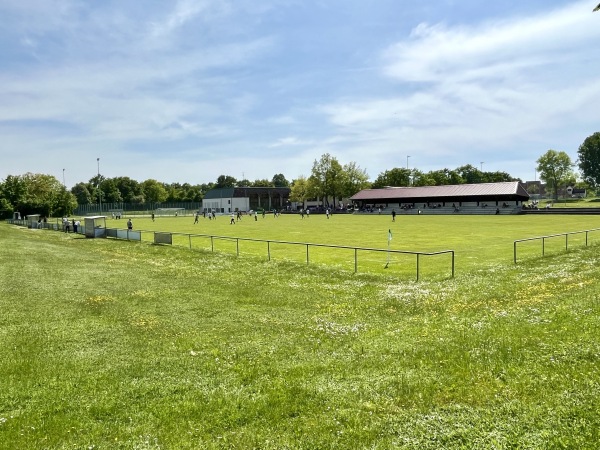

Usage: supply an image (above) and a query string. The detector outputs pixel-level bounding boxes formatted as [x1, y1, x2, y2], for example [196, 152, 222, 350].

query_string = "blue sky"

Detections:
[1, 0, 599, 187]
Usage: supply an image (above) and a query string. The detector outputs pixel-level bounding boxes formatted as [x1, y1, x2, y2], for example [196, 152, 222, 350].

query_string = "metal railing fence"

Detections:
[514, 227, 600, 263]
[6, 220, 454, 281]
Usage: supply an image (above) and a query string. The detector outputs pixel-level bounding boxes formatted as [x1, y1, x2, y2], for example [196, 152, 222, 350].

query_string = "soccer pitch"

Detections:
[109, 212, 600, 278]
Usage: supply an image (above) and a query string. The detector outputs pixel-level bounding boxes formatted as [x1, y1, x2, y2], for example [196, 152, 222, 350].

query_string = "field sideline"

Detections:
[1, 218, 600, 448]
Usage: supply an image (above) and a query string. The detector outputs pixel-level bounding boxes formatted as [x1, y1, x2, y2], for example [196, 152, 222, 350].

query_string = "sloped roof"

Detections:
[351, 182, 529, 201]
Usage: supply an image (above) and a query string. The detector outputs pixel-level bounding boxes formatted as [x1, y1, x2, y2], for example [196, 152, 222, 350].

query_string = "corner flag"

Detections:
[388, 229, 393, 242]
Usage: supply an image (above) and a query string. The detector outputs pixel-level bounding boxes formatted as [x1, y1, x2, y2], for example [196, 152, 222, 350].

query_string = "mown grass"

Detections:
[1, 219, 600, 449]
[107, 213, 600, 278]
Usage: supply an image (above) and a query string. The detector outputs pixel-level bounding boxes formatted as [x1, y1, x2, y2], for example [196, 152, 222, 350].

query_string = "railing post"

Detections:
[267, 241, 271, 261]
[236, 238, 239, 257]
[514, 241, 517, 264]
[416, 253, 420, 281]
[586, 231, 589, 247]
[354, 248, 358, 273]
[542, 237, 545, 257]
[189, 235, 192, 249]
[452, 251, 455, 278]
[565, 234, 568, 251]
[211, 236, 214, 252]
[306, 244, 309, 265]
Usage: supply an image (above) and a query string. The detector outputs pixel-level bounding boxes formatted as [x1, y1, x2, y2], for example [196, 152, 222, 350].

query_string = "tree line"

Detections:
[2, 131, 599, 217]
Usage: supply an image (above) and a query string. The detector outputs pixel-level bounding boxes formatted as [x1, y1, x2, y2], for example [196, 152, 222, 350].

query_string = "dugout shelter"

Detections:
[84, 216, 107, 238]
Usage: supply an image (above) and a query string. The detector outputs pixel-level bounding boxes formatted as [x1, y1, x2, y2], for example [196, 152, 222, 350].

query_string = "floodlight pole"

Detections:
[62, 168, 65, 187]
[97, 157, 102, 214]
[480, 161, 484, 171]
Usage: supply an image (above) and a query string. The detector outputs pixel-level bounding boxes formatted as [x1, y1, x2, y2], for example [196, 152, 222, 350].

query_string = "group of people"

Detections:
[62, 217, 81, 233]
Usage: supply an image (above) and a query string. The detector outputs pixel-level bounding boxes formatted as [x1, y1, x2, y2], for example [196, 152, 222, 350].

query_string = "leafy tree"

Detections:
[536, 150, 574, 200]
[237, 179, 252, 187]
[71, 182, 93, 205]
[1, 175, 28, 210]
[99, 178, 123, 203]
[252, 179, 273, 187]
[577, 132, 600, 187]
[271, 173, 290, 188]
[340, 162, 370, 199]
[215, 175, 237, 188]
[309, 154, 344, 206]
[141, 179, 168, 204]
[113, 177, 142, 203]
[289, 176, 312, 206]
[484, 170, 518, 183]
[371, 168, 410, 188]
[1, 173, 76, 217]
[455, 164, 483, 184]
[412, 169, 436, 186]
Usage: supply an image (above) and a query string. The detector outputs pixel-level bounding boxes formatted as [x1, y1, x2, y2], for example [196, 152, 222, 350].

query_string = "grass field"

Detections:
[1, 215, 600, 449]
[104, 213, 600, 279]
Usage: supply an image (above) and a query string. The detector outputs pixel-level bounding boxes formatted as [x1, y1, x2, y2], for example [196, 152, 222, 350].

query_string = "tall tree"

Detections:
[455, 164, 482, 184]
[1, 173, 76, 217]
[289, 176, 312, 206]
[536, 150, 574, 200]
[340, 162, 370, 199]
[309, 153, 344, 206]
[113, 177, 142, 203]
[371, 168, 410, 188]
[271, 173, 290, 188]
[142, 179, 168, 204]
[577, 132, 600, 188]
[71, 182, 93, 205]
[215, 175, 237, 188]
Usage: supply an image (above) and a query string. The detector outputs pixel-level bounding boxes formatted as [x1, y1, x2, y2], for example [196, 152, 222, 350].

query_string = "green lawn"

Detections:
[104, 213, 600, 279]
[1, 217, 600, 449]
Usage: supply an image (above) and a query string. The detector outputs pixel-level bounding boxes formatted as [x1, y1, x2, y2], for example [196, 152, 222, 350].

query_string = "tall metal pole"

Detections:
[480, 161, 484, 171]
[406, 155, 410, 170]
[62, 168, 65, 187]
[97, 158, 102, 214]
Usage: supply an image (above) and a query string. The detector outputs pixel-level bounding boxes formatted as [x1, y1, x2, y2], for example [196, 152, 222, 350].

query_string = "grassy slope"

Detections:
[1, 222, 600, 449]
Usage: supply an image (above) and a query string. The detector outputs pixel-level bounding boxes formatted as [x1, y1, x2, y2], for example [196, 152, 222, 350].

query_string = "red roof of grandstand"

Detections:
[351, 182, 529, 201]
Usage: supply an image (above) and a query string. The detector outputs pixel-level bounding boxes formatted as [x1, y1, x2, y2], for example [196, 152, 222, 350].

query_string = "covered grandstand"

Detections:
[350, 182, 530, 215]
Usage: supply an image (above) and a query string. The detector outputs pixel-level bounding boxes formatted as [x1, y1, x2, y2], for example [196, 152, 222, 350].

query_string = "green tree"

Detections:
[577, 132, 600, 187]
[215, 175, 237, 188]
[371, 168, 410, 188]
[1, 173, 76, 217]
[536, 150, 574, 200]
[113, 177, 142, 203]
[71, 182, 93, 205]
[455, 164, 483, 184]
[271, 173, 290, 188]
[142, 179, 168, 204]
[252, 179, 274, 187]
[309, 154, 344, 206]
[99, 178, 123, 203]
[289, 176, 312, 207]
[340, 162, 370, 199]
